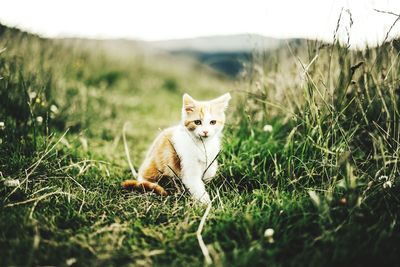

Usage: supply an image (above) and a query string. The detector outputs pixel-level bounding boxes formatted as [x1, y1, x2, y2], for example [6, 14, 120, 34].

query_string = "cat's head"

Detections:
[181, 93, 231, 140]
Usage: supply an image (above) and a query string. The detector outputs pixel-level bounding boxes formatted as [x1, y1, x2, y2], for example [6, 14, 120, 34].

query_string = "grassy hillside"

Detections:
[1, 22, 400, 267]
[150, 34, 283, 53]
[150, 34, 283, 77]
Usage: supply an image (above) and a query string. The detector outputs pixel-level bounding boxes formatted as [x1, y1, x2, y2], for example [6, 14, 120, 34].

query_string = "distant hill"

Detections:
[58, 34, 287, 78]
[149, 34, 291, 77]
[150, 34, 283, 53]
[0, 23, 296, 78]
[167, 50, 250, 77]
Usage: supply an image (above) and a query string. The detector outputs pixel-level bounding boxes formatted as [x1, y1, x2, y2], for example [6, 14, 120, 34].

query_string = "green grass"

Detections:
[1, 23, 400, 267]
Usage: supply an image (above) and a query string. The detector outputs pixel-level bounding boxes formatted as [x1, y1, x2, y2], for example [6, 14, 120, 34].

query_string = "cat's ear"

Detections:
[212, 93, 231, 112]
[183, 93, 196, 113]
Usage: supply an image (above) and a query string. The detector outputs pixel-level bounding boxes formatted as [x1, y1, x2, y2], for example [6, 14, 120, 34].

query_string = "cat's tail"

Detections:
[121, 180, 168, 196]
[121, 122, 168, 197]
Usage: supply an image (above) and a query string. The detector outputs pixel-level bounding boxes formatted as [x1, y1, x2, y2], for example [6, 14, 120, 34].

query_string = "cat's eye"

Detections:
[210, 120, 216, 125]
[194, 120, 202, 125]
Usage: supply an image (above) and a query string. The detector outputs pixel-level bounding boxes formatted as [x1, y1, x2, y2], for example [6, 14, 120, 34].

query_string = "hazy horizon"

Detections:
[0, 0, 400, 47]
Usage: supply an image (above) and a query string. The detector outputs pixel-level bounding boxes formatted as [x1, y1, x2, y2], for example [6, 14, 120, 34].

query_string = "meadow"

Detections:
[0, 22, 399, 266]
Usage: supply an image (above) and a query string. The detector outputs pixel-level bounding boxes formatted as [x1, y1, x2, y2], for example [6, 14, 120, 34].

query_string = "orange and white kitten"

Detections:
[122, 93, 231, 204]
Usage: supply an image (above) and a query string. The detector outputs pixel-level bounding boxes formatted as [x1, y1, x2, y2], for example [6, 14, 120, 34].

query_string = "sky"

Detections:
[0, 0, 399, 47]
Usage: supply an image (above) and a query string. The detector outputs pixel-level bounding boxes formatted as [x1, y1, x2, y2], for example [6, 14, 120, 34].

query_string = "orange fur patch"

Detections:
[184, 120, 197, 131]
[121, 179, 167, 196]
[138, 128, 182, 182]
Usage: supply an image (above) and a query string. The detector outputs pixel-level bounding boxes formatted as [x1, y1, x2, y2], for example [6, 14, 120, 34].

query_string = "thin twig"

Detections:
[374, 9, 400, 44]
[202, 151, 220, 180]
[4, 191, 73, 208]
[55, 159, 110, 172]
[78, 190, 86, 214]
[122, 122, 138, 178]
[374, 9, 400, 17]
[200, 137, 209, 167]
[196, 200, 213, 265]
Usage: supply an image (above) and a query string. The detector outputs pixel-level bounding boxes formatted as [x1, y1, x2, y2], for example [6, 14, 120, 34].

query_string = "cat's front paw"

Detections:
[195, 192, 211, 205]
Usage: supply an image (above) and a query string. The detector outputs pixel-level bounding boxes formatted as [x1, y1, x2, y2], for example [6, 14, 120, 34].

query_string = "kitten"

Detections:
[122, 93, 231, 204]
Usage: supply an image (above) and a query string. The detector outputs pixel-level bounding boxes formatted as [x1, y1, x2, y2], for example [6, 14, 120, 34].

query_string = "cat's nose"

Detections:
[203, 131, 208, 136]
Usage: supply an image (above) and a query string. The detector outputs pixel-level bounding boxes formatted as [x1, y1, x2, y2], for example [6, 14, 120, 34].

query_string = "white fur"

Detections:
[171, 124, 221, 204]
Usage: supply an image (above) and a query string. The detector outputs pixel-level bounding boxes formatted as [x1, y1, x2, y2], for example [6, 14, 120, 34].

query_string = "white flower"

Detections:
[28, 91, 37, 100]
[66, 258, 77, 266]
[378, 175, 388, 181]
[36, 116, 43, 125]
[264, 228, 275, 243]
[0, 121, 4, 130]
[50, 104, 59, 114]
[383, 180, 393, 189]
[4, 179, 20, 187]
[378, 175, 394, 189]
[263, 124, 273, 133]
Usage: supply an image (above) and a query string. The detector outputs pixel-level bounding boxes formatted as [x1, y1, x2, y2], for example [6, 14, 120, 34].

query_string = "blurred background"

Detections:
[1, 0, 400, 77]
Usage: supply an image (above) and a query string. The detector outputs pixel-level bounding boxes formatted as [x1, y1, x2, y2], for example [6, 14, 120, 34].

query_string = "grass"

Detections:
[1, 19, 400, 267]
